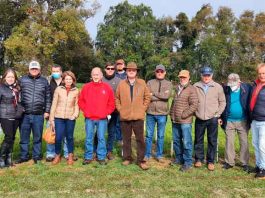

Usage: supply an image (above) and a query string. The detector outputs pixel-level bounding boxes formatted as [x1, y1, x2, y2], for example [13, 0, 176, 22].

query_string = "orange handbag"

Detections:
[42, 127, 55, 144]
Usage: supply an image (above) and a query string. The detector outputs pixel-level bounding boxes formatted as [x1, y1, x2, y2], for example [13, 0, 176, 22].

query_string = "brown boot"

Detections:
[67, 153, 74, 165]
[52, 155, 61, 165]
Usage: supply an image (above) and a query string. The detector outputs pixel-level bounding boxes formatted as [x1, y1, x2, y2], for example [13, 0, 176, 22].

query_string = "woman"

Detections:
[0, 68, 22, 168]
[49, 71, 79, 165]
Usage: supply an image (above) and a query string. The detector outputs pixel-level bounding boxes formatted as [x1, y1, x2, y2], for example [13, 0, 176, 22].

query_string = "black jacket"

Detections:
[0, 84, 19, 119]
[221, 83, 252, 130]
[20, 74, 51, 115]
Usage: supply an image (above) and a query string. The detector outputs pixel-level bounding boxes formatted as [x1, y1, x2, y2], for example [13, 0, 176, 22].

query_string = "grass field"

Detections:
[0, 113, 265, 198]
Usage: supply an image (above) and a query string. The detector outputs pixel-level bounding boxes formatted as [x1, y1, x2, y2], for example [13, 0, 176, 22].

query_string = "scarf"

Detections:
[250, 79, 265, 111]
[6, 83, 19, 107]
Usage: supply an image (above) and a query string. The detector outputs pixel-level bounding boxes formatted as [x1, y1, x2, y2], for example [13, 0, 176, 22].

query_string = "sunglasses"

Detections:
[156, 70, 165, 74]
[127, 69, 137, 73]
[106, 68, 115, 70]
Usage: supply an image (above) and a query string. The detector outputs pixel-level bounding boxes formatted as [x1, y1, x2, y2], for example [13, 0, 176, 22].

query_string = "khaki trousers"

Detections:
[225, 121, 249, 166]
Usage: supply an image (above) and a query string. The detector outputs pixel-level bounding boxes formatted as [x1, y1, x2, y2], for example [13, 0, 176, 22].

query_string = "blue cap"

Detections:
[200, 66, 213, 75]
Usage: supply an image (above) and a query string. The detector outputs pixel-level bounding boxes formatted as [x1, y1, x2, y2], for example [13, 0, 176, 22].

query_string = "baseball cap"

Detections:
[155, 64, 166, 72]
[178, 70, 190, 78]
[227, 73, 240, 87]
[200, 66, 213, 75]
[29, 61, 40, 69]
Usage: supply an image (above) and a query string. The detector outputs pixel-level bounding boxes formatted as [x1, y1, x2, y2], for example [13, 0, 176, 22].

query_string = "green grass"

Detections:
[0, 115, 265, 198]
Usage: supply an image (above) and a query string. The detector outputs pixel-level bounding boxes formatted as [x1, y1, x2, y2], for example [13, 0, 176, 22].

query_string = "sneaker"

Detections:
[98, 160, 107, 165]
[15, 158, 29, 164]
[222, 163, 233, 170]
[179, 165, 192, 172]
[107, 152, 114, 160]
[82, 159, 93, 165]
[122, 160, 132, 166]
[208, 163, 215, 171]
[46, 157, 54, 162]
[194, 161, 202, 168]
[255, 169, 265, 179]
[139, 162, 149, 170]
[242, 165, 249, 173]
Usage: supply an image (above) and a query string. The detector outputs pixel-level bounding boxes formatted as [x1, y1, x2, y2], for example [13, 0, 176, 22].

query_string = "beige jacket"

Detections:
[147, 79, 172, 115]
[116, 78, 151, 121]
[49, 86, 79, 121]
[194, 81, 226, 120]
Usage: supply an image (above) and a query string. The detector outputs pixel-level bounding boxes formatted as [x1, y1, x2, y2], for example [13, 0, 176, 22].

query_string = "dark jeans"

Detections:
[0, 118, 20, 152]
[120, 120, 145, 163]
[107, 112, 118, 152]
[194, 117, 218, 163]
[20, 114, 44, 160]
[115, 115, 122, 141]
[54, 118, 75, 155]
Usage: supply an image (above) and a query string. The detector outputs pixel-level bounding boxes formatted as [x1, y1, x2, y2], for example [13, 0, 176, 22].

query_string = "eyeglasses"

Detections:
[106, 68, 115, 70]
[156, 70, 165, 74]
[179, 76, 187, 79]
[127, 69, 137, 73]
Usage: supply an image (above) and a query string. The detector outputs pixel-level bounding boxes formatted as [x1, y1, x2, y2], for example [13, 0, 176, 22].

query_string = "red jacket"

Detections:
[78, 81, 115, 120]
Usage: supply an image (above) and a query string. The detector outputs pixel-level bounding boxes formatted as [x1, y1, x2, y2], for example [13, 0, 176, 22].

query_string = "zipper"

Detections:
[64, 88, 69, 119]
[31, 78, 36, 113]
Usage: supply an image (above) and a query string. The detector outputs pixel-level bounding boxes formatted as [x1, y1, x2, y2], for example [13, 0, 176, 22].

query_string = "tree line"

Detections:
[1, 0, 264, 82]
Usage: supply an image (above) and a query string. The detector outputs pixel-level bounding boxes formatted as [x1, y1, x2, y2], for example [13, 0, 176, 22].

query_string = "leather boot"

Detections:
[0, 143, 8, 168]
[5, 143, 13, 167]
[52, 155, 61, 165]
[67, 153, 74, 165]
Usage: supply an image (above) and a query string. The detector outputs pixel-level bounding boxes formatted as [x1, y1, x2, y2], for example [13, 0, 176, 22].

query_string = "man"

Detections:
[115, 59, 127, 80]
[145, 64, 172, 162]
[170, 70, 198, 172]
[79, 67, 115, 165]
[193, 66, 226, 171]
[102, 62, 121, 160]
[116, 62, 151, 170]
[220, 73, 251, 172]
[115, 59, 127, 144]
[250, 63, 265, 179]
[17, 60, 51, 164]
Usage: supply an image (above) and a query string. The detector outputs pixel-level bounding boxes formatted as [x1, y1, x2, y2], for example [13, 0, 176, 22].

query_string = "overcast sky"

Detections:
[85, 0, 265, 40]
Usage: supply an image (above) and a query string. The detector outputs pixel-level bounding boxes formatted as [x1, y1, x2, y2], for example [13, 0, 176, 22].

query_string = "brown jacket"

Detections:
[116, 78, 151, 121]
[194, 80, 226, 120]
[170, 83, 198, 124]
[147, 79, 172, 115]
[49, 86, 79, 121]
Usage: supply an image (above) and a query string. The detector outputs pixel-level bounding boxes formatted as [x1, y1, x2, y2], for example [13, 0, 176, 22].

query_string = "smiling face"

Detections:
[91, 67, 103, 83]
[64, 75, 73, 87]
[5, 71, 16, 85]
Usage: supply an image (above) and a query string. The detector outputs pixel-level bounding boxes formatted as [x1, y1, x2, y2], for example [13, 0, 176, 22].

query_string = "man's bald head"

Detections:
[91, 67, 103, 83]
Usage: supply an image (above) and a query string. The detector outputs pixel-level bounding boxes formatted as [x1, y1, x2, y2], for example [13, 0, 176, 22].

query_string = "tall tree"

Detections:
[96, 0, 156, 78]
[4, 0, 100, 77]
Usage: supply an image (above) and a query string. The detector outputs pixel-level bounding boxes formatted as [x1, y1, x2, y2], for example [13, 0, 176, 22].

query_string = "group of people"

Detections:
[0, 58, 265, 179]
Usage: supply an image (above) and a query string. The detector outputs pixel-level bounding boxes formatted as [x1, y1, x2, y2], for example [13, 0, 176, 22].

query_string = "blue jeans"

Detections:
[145, 114, 167, 159]
[107, 112, 118, 152]
[46, 121, 69, 158]
[172, 123, 193, 166]
[54, 118, 75, 155]
[20, 114, 44, 160]
[251, 120, 265, 170]
[115, 115, 122, 141]
[84, 118, 107, 160]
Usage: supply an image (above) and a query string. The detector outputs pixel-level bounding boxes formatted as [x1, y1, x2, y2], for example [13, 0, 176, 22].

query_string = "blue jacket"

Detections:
[221, 83, 252, 130]
[251, 81, 265, 121]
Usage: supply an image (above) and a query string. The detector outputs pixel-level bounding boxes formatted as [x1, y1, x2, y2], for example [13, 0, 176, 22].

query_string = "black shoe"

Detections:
[82, 159, 93, 165]
[179, 165, 192, 172]
[98, 160, 107, 165]
[222, 163, 233, 170]
[46, 157, 54, 162]
[5, 153, 13, 167]
[242, 165, 249, 173]
[15, 158, 29, 164]
[255, 169, 265, 179]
